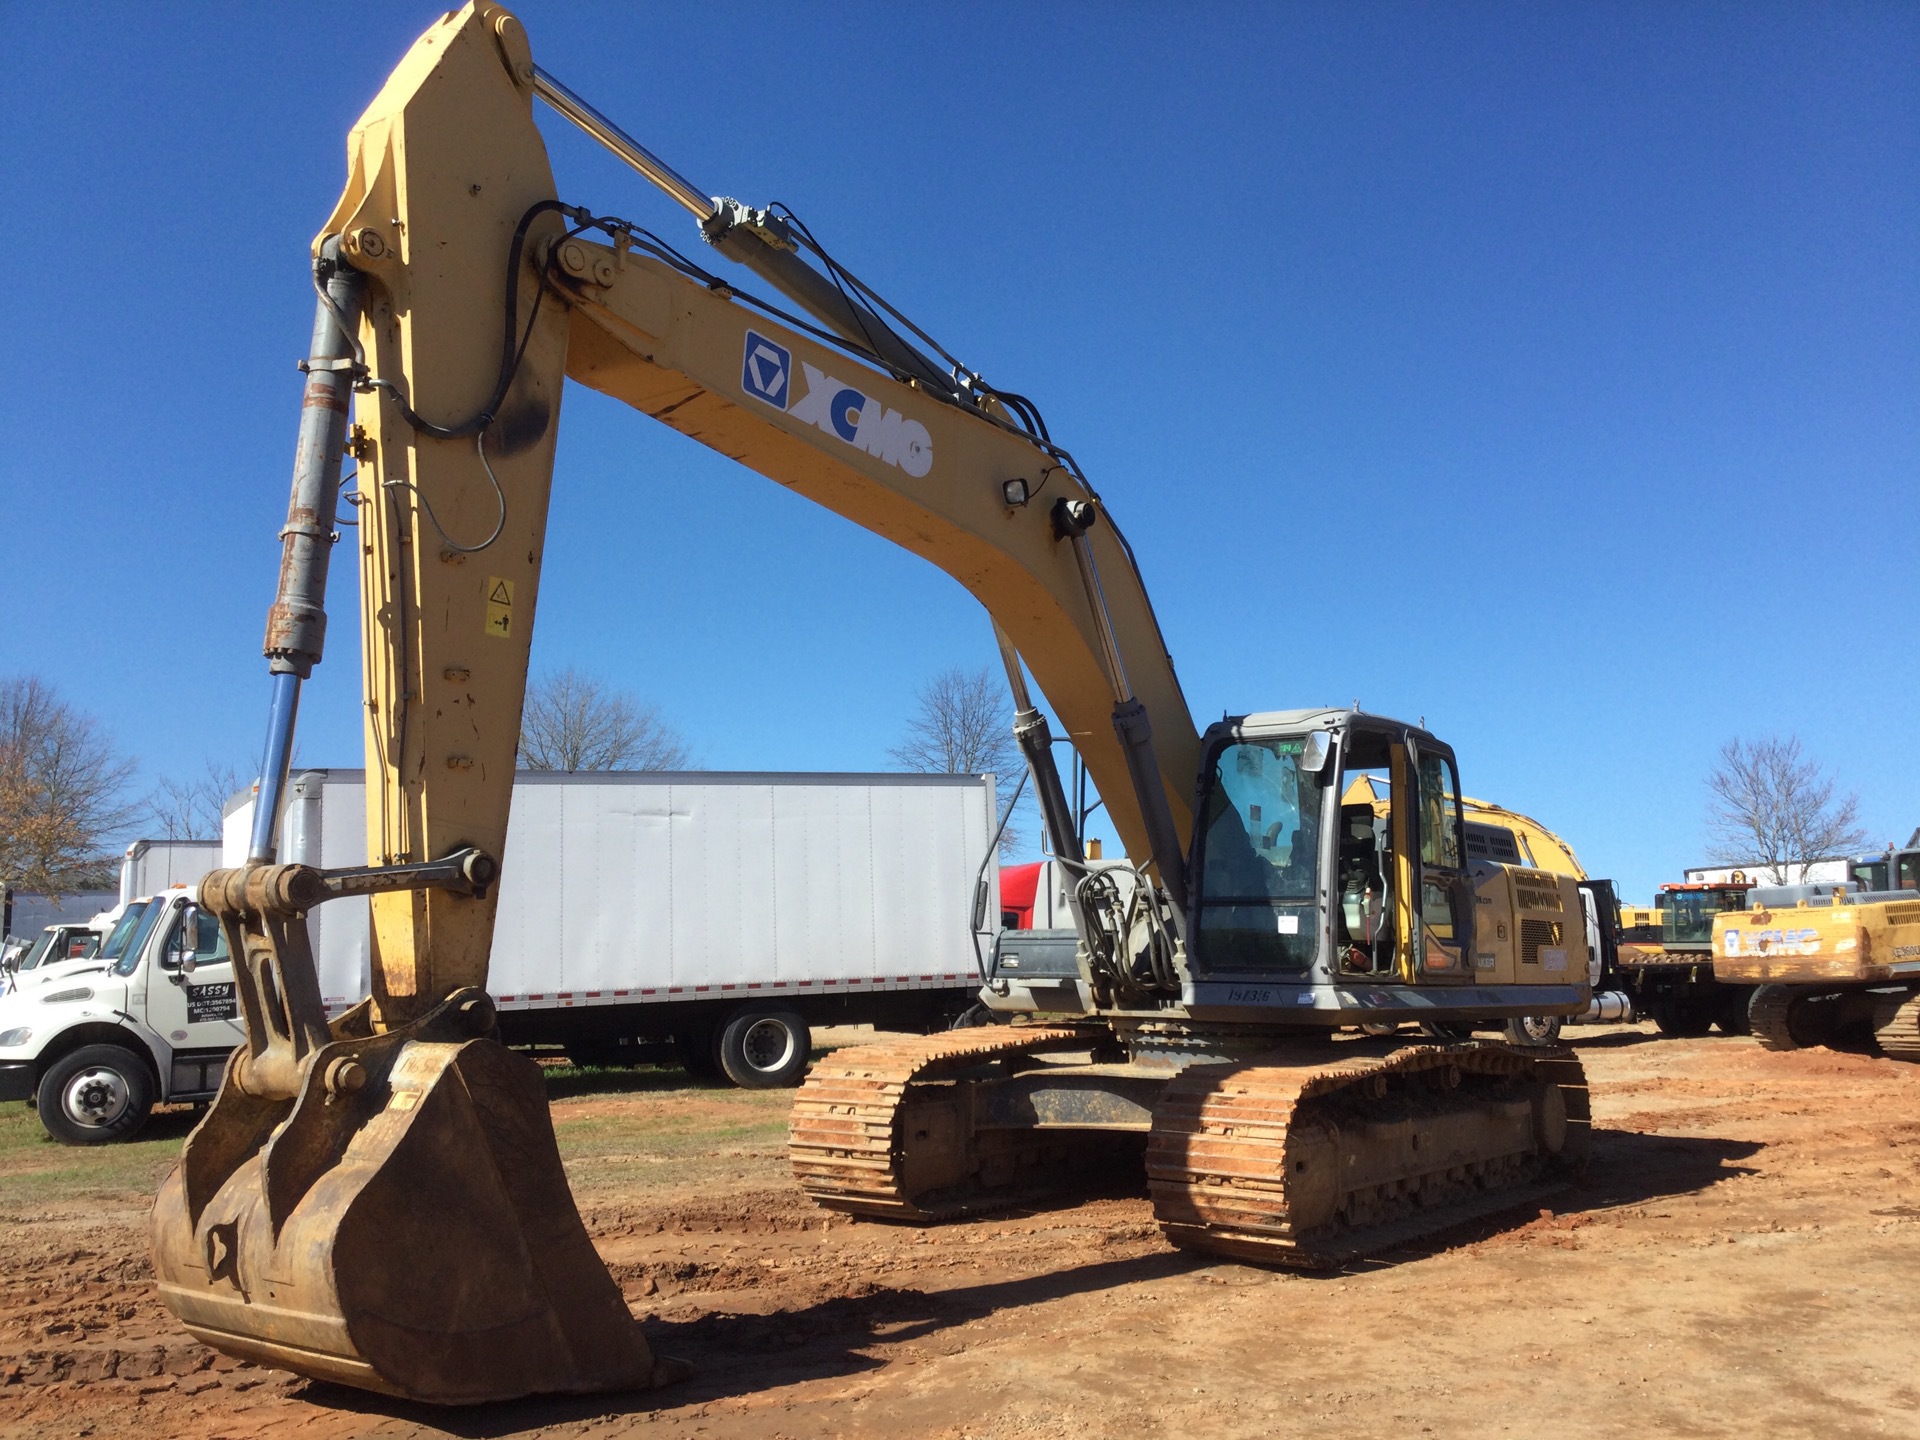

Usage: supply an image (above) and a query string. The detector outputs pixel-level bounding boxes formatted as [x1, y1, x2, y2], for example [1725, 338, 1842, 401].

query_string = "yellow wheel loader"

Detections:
[152, 4, 1598, 1404]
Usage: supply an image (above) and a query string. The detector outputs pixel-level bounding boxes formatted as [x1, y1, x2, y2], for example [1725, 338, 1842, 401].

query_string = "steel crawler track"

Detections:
[1872, 993, 1920, 1062]
[792, 1030, 1590, 1266]
[789, 1026, 1094, 1220]
[1147, 1045, 1589, 1266]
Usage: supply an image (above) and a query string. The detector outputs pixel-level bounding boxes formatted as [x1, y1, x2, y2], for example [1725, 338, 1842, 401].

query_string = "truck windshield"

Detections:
[99, 902, 150, 963]
[1192, 738, 1323, 971]
[111, 901, 172, 978]
[16, 930, 57, 972]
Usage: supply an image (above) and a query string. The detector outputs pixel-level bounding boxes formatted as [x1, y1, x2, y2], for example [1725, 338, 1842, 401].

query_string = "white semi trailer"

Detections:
[0, 769, 1000, 1143]
[227, 768, 999, 1088]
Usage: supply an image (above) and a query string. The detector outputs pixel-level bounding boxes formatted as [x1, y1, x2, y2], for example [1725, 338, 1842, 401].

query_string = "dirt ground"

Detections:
[4, 1023, 1919, 1439]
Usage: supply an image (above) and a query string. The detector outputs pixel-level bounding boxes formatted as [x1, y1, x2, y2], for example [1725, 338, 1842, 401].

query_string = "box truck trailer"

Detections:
[226, 769, 999, 1086]
[0, 769, 1000, 1142]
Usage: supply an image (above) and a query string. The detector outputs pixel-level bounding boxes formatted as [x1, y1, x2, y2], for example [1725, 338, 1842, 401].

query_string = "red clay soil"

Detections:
[4, 1027, 1919, 1439]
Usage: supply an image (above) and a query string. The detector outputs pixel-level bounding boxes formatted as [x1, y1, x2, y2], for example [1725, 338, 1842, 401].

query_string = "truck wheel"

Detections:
[716, 1007, 811, 1089]
[37, 1045, 154, 1146]
[1505, 1015, 1563, 1047]
[1650, 998, 1715, 1038]
[1714, 986, 1755, 1036]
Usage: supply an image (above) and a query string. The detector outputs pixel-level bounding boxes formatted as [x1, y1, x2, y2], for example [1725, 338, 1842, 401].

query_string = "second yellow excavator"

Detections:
[150, 4, 1597, 1405]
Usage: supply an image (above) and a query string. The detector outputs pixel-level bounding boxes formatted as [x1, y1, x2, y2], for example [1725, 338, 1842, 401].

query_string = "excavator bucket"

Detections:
[150, 869, 678, 1403]
[146, 3, 684, 1404]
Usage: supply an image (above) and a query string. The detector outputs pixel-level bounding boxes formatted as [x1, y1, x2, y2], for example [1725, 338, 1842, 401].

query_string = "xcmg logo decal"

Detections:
[740, 330, 933, 478]
[1720, 927, 1821, 958]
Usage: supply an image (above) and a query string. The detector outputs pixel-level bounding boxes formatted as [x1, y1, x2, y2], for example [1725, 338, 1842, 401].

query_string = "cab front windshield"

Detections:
[1192, 737, 1323, 971]
[1664, 890, 1740, 945]
[111, 901, 171, 978]
[98, 902, 150, 964]
[16, 930, 57, 972]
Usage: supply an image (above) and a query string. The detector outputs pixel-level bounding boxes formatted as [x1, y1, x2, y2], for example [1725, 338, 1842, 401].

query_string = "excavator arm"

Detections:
[153, 1, 1198, 1403]
[327, 3, 1198, 1016]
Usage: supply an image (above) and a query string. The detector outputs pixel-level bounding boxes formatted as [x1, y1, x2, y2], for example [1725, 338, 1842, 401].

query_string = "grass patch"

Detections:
[0, 1062, 797, 1209]
[0, 1100, 194, 1212]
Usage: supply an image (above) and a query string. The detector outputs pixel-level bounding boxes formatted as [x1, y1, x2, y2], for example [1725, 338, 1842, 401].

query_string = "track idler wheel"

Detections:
[150, 989, 683, 1403]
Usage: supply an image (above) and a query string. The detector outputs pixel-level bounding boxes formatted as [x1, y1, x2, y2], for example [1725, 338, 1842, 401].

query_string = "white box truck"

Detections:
[0, 768, 999, 1143]
[227, 768, 1000, 1086]
[119, 839, 223, 904]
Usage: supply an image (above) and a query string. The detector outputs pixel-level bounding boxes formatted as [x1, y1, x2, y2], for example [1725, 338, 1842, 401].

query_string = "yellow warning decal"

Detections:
[484, 576, 514, 639]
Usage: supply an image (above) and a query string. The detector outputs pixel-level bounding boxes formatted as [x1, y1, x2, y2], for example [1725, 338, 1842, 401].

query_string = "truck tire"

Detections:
[37, 1045, 154, 1146]
[1649, 997, 1715, 1038]
[1505, 1015, 1563, 1047]
[1714, 986, 1755, 1036]
[715, 1007, 811, 1089]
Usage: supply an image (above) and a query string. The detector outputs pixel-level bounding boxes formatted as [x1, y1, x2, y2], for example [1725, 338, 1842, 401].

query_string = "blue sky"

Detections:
[2, 2, 1914, 904]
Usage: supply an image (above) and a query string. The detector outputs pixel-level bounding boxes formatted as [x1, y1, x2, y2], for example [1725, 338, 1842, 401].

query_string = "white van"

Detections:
[0, 887, 241, 1144]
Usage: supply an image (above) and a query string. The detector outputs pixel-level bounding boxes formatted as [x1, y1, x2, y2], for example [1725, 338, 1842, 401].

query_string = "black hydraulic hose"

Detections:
[967, 771, 1030, 994]
[357, 199, 588, 439]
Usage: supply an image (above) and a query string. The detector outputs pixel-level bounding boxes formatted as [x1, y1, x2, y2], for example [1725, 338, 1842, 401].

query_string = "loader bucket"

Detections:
[151, 986, 677, 1403]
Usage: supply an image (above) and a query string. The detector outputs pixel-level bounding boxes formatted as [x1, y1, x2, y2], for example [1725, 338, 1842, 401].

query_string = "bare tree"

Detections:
[1706, 735, 1868, 883]
[518, 667, 693, 771]
[148, 761, 247, 840]
[889, 666, 1027, 853]
[0, 676, 137, 899]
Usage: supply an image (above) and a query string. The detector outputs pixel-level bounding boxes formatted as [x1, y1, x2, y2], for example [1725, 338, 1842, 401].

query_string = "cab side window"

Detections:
[1417, 753, 1462, 870]
[163, 910, 231, 970]
[1416, 752, 1466, 969]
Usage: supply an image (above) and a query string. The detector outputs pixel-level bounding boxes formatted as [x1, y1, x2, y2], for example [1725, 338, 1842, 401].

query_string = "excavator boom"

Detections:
[152, 0, 1199, 1402]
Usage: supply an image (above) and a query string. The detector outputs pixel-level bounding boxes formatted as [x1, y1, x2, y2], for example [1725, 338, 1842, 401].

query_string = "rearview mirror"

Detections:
[1299, 731, 1332, 775]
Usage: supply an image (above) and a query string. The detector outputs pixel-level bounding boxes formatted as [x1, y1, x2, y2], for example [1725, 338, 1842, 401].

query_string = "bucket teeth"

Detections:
[151, 1001, 676, 1403]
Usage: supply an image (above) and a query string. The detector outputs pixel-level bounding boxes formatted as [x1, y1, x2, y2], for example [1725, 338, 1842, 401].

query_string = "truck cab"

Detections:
[2, 920, 107, 995]
[0, 887, 243, 1143]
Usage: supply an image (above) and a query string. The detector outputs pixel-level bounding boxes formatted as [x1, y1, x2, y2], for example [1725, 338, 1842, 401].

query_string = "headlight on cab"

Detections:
[0, 1027, 31, 1047]
[40, 987, 93, 1005]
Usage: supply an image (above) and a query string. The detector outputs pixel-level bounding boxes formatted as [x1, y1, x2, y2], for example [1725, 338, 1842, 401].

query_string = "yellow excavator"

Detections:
[150, 3, 1596, 1405]
[1713, 847, 1920, 1057]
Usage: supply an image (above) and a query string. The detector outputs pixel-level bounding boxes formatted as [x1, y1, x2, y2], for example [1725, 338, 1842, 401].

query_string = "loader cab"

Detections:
[1659, 882, 1752, 949]
[1188, 711, 1471, 984]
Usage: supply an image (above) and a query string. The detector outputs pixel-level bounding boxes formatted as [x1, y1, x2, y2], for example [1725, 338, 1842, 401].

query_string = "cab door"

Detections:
[1406, 740, 1472, 979]
[142, 902, 244, 1096]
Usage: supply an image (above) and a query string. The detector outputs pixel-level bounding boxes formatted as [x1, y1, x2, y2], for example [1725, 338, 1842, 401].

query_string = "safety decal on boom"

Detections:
[740, 330, 933, 478]
[485, 577, 514, 639]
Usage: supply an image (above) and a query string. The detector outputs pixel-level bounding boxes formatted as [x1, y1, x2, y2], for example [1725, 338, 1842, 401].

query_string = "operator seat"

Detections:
[1337, 804, 1393, 972]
